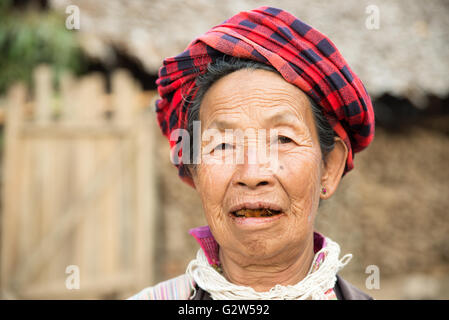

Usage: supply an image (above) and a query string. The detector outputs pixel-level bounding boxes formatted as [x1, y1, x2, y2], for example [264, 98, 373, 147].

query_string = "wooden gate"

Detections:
[0, 65, 158, 299]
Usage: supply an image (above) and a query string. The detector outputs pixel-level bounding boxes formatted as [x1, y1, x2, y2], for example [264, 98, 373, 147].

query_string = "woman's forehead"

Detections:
[200, 69, 313, 128]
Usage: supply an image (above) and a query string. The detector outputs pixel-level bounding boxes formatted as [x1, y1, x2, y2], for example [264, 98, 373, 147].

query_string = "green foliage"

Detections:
[0, 4, 86, 94]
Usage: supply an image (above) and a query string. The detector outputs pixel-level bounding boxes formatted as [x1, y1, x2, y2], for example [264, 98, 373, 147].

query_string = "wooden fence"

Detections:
[0, 65, 158, 299]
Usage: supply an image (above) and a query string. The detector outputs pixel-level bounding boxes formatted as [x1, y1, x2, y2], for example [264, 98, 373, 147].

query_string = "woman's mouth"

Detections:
[228, 203, 285, 227]
[230, 208, 283, 218]
[228, 207, 285, 228]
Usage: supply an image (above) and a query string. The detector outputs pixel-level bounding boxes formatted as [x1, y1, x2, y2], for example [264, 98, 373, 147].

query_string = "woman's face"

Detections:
[192, 69, 326, 262]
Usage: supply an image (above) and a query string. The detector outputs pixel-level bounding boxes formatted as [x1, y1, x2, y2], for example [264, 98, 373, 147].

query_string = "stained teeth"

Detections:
[232, 208, 281, 218]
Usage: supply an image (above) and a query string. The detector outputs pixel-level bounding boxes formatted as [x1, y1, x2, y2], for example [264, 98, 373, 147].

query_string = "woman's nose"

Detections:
[233, 163, 275, 189]
[231, 143, 277, 189]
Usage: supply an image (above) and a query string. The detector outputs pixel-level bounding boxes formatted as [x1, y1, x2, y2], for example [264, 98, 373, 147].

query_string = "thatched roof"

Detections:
[50, 0, 449, 104]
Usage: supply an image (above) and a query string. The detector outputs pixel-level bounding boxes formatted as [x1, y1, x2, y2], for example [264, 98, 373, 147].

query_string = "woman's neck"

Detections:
[218, 235, 315, 292]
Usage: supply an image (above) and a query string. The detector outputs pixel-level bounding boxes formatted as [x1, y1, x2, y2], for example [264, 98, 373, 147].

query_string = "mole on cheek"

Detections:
[280, 165, 284, 170]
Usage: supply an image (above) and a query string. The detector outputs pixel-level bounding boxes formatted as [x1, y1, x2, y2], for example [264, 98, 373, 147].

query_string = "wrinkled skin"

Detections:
[191, 69, 348, 292]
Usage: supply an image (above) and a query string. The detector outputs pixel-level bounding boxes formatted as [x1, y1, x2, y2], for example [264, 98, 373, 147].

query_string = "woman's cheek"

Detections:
[277, 147, 321, 181]
[196, 163, 232, 217]
[277, 148, 322, 215]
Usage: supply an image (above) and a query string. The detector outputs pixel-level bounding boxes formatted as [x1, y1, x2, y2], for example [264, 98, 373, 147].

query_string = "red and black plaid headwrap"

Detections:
[156, 6, 375, 187]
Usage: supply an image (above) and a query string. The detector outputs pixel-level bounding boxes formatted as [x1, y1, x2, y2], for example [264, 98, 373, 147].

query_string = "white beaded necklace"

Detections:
[186, 236, 352, 300]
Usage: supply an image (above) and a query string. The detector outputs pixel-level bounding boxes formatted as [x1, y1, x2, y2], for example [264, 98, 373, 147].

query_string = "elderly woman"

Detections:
[131, 6, 374, 300]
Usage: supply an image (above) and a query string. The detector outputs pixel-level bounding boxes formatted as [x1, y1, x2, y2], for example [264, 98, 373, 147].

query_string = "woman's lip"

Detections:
[228, 201, 283, 213]
[228, 212, 285, 227]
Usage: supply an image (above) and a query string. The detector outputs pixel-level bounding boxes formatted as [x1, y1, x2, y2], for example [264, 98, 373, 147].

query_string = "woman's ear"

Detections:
[320, 137, 348, 200]
[188, 165, 198, 190]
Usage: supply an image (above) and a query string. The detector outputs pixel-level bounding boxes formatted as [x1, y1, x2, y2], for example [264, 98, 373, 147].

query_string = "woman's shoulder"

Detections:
[335, 275, 374, 300]
[127, 274, 195, 300]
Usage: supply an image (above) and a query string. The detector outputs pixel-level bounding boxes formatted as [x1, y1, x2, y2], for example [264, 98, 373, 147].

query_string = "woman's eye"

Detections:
[213, 143, 233, 151]
[277, 136, 293, 144]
